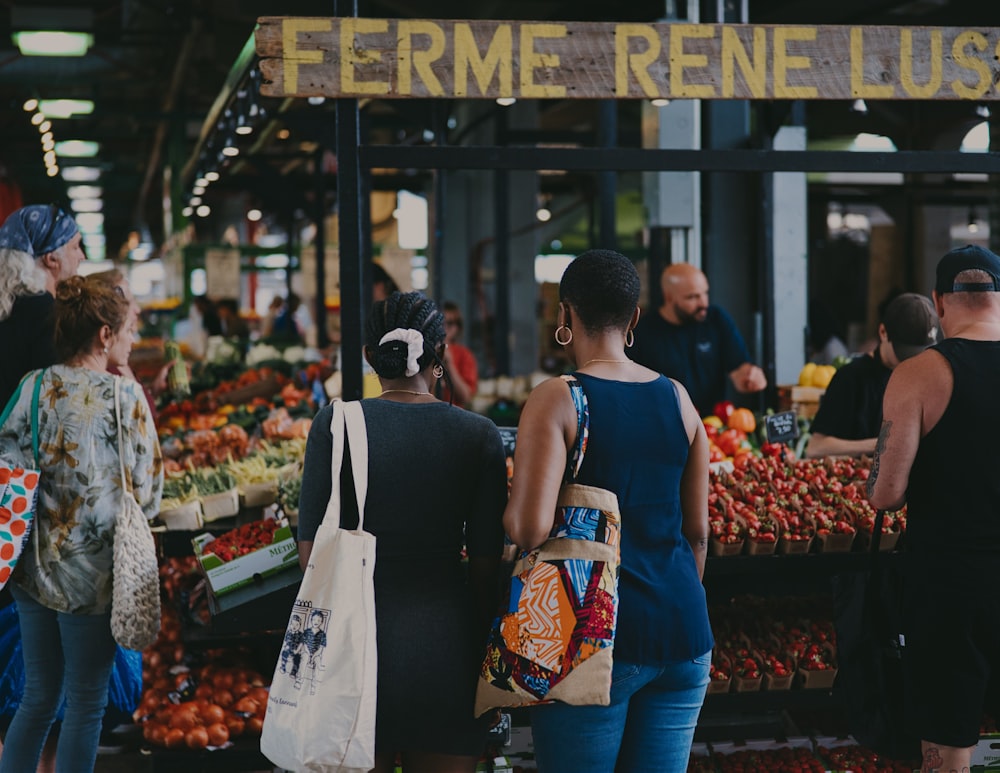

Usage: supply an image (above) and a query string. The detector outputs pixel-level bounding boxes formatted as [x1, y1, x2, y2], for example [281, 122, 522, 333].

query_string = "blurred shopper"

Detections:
[869, 244, 1000, 773]
[439, 301, 478, 408]
[631, 263, 766, 416]
[505, 250, 712, 772]
[805, 293, 940, 458]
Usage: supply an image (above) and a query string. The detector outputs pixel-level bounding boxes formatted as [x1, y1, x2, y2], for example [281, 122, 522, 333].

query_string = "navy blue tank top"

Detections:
[573, 373, 714, 664]
[907, 339, 1000, 556]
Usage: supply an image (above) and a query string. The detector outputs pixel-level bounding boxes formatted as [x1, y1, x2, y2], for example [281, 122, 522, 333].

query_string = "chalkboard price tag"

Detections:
[764, 411, 799, 444]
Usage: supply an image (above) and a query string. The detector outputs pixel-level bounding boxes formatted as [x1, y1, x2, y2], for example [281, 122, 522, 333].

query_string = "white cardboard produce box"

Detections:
[192, 523, 298, 597]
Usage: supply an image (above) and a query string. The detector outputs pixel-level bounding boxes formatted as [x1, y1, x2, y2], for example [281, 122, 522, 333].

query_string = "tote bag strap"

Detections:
[341, 401, 370, 532]
[113, 376, 129, 493]
[321, 400, 370, 531]
[560, 375, 589, 482]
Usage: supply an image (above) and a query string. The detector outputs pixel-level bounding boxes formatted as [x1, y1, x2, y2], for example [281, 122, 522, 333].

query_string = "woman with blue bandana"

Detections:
[0, 204, 85, 408]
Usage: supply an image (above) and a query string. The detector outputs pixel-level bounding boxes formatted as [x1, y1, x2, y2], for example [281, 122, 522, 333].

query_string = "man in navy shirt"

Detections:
[631, 263, 766, 416]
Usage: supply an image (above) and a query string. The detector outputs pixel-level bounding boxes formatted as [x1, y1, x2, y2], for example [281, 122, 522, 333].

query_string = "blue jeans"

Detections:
[529, 651, 712, 773]
[0, 585, 116, 773]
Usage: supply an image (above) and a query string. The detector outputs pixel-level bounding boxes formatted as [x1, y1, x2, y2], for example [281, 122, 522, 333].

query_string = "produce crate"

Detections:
[217, 373, 282, 405]
[159, 500, 204, 531]
[192, 522, 298, 597]
[777, 534, 813, 554]
[239, 480, 279, 508]
[200, 488, 240, 522]
[857, 526, 901, 552]
[795, 642, 838, 689]
[710, 536, 745, 557]
[707, 651, 732, 694]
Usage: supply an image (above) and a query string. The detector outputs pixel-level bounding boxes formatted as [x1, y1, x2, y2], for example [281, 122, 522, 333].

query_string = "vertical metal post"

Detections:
[493, 106, 511, 376]
[336, 0, 363, 399]
[313, 148, 329, 348]
[598, 101, 618, 250]
[648, 226, 672, 310]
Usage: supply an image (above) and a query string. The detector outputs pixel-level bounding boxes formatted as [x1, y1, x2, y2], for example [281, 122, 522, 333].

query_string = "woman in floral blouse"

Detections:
[0, 274, 163, 772]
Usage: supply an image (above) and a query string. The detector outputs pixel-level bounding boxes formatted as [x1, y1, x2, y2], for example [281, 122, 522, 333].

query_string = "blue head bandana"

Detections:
[0, 204, 79, 257]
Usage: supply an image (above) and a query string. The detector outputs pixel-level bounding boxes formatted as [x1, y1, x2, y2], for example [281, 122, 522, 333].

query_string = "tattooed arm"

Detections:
[867, 351, 951, 511]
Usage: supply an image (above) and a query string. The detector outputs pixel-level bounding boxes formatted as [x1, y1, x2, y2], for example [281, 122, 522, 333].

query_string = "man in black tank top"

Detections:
[869, 244, 1000, 773]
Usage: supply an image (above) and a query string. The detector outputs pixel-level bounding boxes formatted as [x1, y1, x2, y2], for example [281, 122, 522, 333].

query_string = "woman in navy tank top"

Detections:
[504, 250, 713, 773]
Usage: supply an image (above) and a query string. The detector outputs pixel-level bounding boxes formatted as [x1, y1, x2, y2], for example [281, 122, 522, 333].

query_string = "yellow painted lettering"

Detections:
[900, 29, 942, 99]
[520, 24, 566, 97]
[397, 21, 446, 96]
[773, 27, 817, 98]
[850, 27, 894, 98]
[282, 18, 330, 94]
[669, 25, 716, 98]
[721, 26, 766, 98]
[615, 24, 661, 98]
[340, 18, 389, 96]
[951, 31, 990, 99]
[454, 23, 512, 97]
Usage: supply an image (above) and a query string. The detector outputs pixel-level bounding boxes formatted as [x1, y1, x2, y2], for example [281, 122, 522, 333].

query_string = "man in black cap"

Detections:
[869, 244, 1000, 772]
[805, 293, 941, 458]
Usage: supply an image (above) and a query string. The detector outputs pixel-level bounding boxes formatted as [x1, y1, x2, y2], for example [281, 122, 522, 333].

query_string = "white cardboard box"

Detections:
[192, 523, 298, 597]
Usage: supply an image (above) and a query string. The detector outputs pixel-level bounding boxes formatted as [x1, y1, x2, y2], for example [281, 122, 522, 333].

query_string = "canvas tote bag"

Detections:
[475, 376, 622, 716]
[261, 400, 377, 773]
[110, 375, 162, 651]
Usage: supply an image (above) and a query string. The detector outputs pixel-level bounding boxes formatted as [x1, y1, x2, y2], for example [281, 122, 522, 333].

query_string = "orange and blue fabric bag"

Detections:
[474, 376, 621, 716]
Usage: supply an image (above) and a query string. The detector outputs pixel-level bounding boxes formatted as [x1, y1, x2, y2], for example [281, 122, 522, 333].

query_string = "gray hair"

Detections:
[0, 248, 48, 321]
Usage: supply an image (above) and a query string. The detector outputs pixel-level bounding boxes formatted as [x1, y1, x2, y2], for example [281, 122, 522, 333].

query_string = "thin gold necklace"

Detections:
[380, 389, 432, 397]
[581, 358, 630, 368]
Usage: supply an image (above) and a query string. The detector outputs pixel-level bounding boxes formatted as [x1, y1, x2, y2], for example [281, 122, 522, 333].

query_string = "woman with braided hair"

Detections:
[297, 291, 508, 772]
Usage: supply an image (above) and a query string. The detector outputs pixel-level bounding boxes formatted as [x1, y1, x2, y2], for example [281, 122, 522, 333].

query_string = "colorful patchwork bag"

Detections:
[0, 372, 44, 591]
[474, 375, 621, 716]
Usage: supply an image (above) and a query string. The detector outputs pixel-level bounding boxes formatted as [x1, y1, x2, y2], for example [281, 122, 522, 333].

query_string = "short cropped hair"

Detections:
[559, 249, 640, 333]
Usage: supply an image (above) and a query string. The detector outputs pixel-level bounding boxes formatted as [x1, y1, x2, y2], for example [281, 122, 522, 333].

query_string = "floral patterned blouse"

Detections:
[0, 366, 163, 614]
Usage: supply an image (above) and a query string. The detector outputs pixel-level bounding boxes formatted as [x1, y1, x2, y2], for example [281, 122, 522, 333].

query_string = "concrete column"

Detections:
[771, 126, 809, 385]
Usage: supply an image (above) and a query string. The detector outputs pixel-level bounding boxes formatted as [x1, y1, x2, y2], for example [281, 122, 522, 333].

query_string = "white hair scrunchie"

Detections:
[379, 328, 425, 377]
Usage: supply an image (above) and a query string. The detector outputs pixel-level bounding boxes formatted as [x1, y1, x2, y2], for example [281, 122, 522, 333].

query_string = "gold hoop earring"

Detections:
[432, 364, 444, 379]
[554, 325, 573, 346]
[625, 329, 635, 348]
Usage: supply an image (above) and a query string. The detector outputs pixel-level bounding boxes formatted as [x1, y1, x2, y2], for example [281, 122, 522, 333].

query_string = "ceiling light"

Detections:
[62, 166, 100, 182]
[67, 185, 101, 199]
[235, 125, 253, 136]
[221, 145, 239, 157]
[70, 198, 103, 213]
[194, 177, 208, 187]
[43, 150, 56, 166]
[651, 98, 670, 107]
[277, 129, 290, 140]
[192, 185, 206, 196]
[37, 99, 94, 118]
[307, 97, 325, 105]
[496, 97, 517, 107]
[22, 98, 38, 112]
[41, 131, 53, 143]
[181, 206, 193, 217]
[969, 207, 980, 234]
[46, 166, 59, 177]
[189, 196, 202, 206]
[976, 105, 992, 119]
[13, 31, 94, 57]
[536, 207, 552, 222]
[30, 112, 44, 126]
[38, 121, 51, 134]
[75, 212, 104, 232]
[55, 140, 99, 157]
[851, 99, 869, 114]
[196, 205, 211, 217]
[42, 139, 55, 151]
[205, 171, 220, 182]
[247, 209, 262, 222]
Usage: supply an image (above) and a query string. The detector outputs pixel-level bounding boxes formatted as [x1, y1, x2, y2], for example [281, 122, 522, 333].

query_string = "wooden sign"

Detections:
[764, 410, 799, 445]
[256, 18, 1000, 101]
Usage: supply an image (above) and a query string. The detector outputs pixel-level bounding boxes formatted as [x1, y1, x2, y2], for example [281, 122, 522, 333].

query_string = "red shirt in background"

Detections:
[441, 343, 478, 408]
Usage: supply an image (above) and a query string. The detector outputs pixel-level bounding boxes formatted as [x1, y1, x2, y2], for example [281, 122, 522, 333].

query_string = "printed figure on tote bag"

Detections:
[502, 251, 713, 773]
[266, 292, 508, 773]
[280, 613, 305, 678]
[868, 245, 1000, 773]
[0, 273, 162, 773]
[301, 609, 329, 694]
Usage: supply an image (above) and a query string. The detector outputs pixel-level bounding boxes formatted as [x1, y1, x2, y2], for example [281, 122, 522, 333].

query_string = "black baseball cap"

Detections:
[882, 293, 941, 361]
[935, 244, 1000, 294]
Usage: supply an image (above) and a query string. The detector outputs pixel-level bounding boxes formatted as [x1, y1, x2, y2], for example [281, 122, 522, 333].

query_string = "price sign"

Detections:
[764, 410, 799, 444]
[498, 427, 518, 458]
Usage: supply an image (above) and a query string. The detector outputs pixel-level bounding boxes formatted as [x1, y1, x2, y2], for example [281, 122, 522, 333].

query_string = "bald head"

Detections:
[660, 263, 709, 324]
